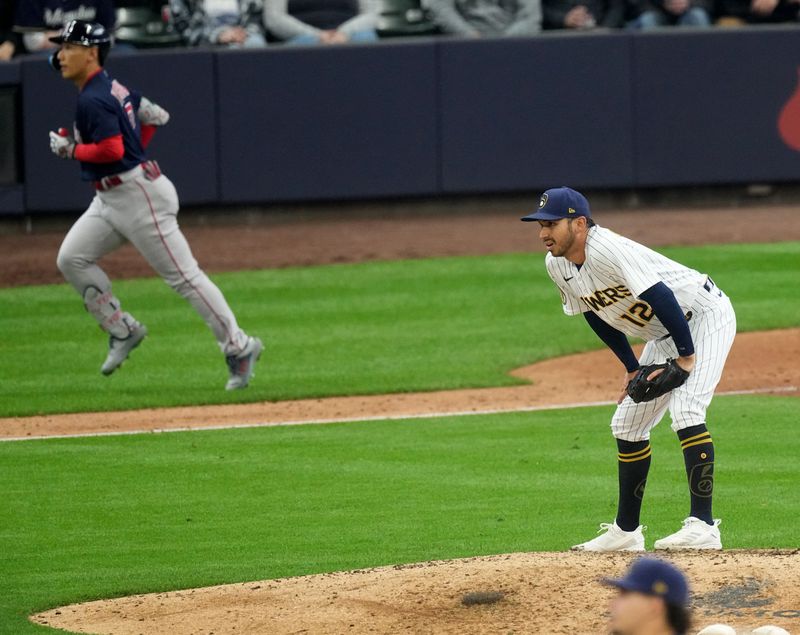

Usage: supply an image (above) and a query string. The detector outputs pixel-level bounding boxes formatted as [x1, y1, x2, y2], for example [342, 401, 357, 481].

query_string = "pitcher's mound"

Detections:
[32, 550, 800, 634]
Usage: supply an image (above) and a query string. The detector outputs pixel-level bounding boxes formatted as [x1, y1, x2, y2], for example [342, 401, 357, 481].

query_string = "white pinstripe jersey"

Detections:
[545, 226, 706, 341]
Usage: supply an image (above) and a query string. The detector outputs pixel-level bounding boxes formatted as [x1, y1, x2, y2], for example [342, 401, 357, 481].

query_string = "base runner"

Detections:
[522, 187, 736, 551]
[48, 20, 262, 390]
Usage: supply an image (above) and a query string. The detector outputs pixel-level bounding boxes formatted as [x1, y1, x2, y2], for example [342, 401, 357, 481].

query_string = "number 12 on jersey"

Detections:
[621, 302, 655, 327]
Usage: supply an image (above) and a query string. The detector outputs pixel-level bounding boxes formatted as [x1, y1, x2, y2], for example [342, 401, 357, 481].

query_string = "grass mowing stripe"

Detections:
[1, 395, 797, 633]
[1, 243, 799, 418]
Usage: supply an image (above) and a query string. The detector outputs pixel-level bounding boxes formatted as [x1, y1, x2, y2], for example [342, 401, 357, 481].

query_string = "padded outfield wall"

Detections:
[1, 26, 799, 215]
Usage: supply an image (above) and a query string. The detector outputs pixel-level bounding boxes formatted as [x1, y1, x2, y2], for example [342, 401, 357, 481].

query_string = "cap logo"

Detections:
[539, 193, 548, 208]
[652, 581, 668, 595]
[568, 207, 576, 214]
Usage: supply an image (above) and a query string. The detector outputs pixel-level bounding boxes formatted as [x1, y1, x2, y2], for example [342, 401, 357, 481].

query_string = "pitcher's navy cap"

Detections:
[520, 187, 591, 222]
[602, 558, 689, 607]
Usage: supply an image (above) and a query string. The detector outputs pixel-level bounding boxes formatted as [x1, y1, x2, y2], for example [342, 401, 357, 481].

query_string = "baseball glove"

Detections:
[626, 359, 690, 403]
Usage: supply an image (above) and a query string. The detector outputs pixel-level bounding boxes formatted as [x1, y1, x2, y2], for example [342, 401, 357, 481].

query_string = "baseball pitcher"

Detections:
[522, 187, 736, 551]
[49, 20, 262, 389]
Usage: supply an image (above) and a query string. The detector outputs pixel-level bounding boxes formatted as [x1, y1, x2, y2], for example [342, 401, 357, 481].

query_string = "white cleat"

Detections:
[751, 626, 790, 635]
[101, 323, 147, 375]
[571, 521, 646, 552]
[654, 517, 722, 550]
[225, 336, 263, 390]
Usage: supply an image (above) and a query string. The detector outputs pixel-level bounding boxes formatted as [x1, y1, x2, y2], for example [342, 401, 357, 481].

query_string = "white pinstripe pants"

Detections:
[57, 170, 249, 356]
[611, 282, 737, 441]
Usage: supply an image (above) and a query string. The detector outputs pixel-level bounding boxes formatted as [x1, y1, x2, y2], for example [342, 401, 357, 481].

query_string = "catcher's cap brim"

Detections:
[601, 577, 638, 592]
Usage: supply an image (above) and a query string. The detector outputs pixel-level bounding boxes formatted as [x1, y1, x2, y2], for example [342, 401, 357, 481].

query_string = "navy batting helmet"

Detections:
[49, 20, 112, 70]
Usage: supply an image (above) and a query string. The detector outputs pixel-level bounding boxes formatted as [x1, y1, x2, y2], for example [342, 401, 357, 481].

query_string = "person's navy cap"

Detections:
[602, 558, 690, 607]
[520, 186, 591, 222]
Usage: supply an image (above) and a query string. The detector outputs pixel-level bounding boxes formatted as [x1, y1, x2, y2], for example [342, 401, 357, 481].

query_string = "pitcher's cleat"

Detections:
[571, 521, 646, 552]
[654, 517, 722, 550]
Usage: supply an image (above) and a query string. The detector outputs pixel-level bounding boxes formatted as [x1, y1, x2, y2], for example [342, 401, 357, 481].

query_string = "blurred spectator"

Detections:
[628, 0, 712, 27]
[13, 0, 116, 53]
[375, 0, 440, 36]
[602, 557, 692, 635]
[263, 0, 378, 45]
[169, 0, 267, 47]
[2, 0, 22, 59]
[113, 0, 182, 49]
[714, 0, 799, 24]
[425, 0, 542, 36]
[542, 0, 626, 28]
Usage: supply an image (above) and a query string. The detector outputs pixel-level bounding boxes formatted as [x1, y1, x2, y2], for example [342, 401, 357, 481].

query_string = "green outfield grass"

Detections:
[1, 242, 798, 418]
[0, 395, 797, 633]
